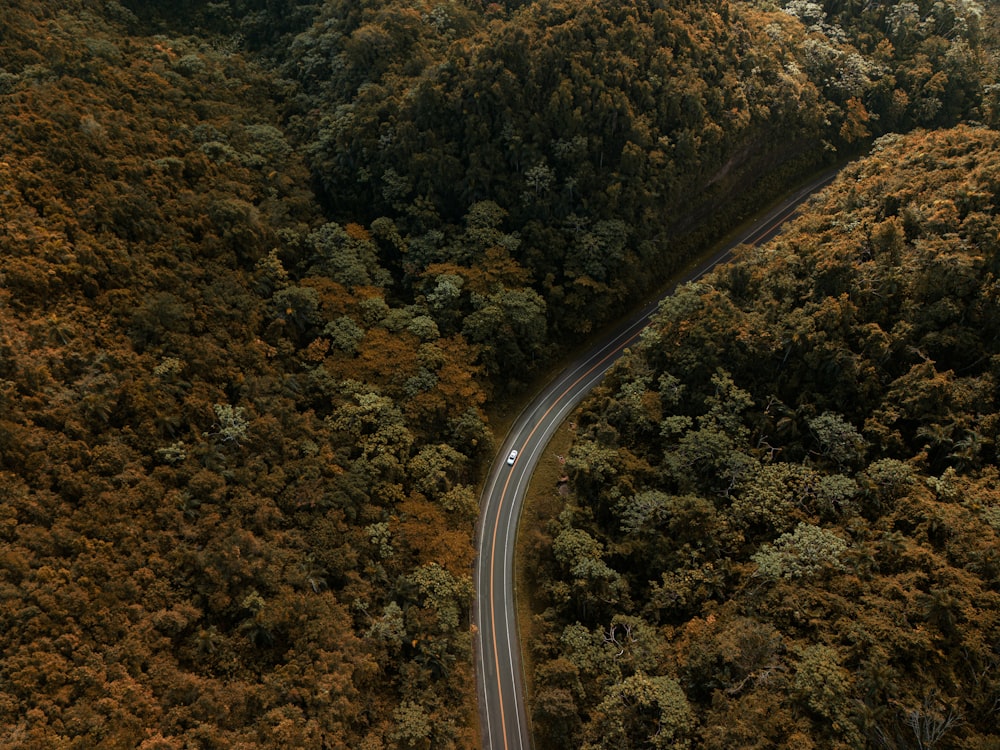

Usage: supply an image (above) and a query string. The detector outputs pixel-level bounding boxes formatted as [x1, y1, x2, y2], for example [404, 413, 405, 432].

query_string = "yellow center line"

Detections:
[484, 189, 808, 748]
[488, 334, 639, 748]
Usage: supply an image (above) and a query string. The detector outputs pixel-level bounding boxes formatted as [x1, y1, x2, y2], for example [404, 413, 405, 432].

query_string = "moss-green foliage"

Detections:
[282, 0, 995, 345]
[2, 0, 999, 747]
[287, 0, 827, 339]
[528, 127, 1000, 748]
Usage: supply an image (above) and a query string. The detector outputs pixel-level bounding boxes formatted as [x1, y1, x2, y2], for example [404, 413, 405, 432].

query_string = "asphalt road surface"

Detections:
[473, 168, 841, 750]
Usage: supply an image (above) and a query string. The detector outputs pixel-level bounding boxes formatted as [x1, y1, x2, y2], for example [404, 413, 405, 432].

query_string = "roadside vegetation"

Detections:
[0, 0, 997, 747]
[525, 126, 1000, 749]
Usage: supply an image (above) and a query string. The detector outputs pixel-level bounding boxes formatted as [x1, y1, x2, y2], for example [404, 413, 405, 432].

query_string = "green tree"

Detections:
[305, 222, 392, 288]
[582, 672, 695, 750]
[731, 463, 819, 538]
[391, 700, 432, 750]
[461, 286, 547, 379]
[752, 523, 848, 580]
[406, 443, 467, 501]
[552, 525, 627, 617]
[808, 412, 867, 469]
[792, 644, 861, 745]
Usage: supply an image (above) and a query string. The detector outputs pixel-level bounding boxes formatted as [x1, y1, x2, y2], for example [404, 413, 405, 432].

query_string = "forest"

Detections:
[0, 0, 996, 747]
[525, 127, 1000, 748]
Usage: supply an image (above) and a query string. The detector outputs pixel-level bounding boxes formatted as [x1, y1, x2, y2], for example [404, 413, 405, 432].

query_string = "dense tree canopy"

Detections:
[526, 127, 1000, 748]
[283, 0, 996, 339]
[0, 3, 485, 747]
[2, 0, 999, 747]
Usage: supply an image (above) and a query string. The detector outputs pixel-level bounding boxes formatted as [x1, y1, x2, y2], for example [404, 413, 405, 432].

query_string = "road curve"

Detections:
[473, 168, 841, 750]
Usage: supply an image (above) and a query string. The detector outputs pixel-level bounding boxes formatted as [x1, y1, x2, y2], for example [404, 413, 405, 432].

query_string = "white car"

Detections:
[506, 449, 518, 466]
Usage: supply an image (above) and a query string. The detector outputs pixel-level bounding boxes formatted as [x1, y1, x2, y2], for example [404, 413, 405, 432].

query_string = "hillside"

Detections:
[283, 0, 994, 342]
[0, 4, 485, 748]
[0, 0, 996, 748]
[526, 126, 1000, 749]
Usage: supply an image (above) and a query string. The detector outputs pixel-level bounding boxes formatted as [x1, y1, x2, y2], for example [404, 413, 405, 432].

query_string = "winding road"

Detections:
[473, 168, 841, 750]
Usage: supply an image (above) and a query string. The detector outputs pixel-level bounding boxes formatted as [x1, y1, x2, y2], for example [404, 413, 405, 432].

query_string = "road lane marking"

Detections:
[487, 329, 642, 748]
[479, 168, 839, 749]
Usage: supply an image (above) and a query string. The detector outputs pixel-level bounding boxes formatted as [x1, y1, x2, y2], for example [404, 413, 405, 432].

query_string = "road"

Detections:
[473, 168, 841, 750]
